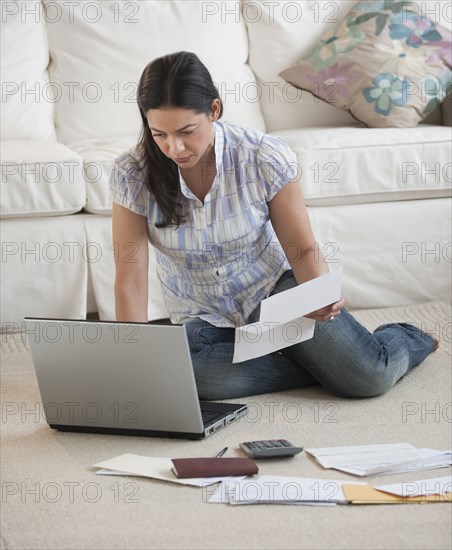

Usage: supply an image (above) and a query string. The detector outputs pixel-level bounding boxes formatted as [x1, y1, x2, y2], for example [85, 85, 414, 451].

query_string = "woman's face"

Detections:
[146, 102, 219, 169]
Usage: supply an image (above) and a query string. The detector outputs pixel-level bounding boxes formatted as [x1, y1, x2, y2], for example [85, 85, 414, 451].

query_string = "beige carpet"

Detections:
[1, 302, 451, 550]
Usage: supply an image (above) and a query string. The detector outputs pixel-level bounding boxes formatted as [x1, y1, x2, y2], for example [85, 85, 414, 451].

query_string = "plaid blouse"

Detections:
[109, 120, 298, 327]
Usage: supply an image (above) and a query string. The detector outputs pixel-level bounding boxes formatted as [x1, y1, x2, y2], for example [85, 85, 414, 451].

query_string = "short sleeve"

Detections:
[256, 134, 299, 202]
[108, 153, 148, 216]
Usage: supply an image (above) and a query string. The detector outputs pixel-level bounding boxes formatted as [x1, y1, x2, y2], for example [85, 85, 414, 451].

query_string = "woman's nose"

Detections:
[167, 137, 185, 156]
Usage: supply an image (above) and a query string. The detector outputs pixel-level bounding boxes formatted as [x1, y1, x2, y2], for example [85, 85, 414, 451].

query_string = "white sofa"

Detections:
[1, 0, 451, 329]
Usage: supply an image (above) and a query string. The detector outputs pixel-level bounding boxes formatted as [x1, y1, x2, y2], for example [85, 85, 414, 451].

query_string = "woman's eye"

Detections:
[181, 131, 193, 135]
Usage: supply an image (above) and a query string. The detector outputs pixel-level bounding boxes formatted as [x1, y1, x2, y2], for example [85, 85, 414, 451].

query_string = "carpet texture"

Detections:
[1, 301, 451, 550]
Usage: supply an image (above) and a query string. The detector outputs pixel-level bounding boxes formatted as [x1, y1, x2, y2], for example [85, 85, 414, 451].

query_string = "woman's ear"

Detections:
[210, 99, 221, 121]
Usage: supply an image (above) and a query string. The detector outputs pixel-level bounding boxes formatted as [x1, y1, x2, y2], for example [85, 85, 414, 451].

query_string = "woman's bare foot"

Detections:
[426, 332, 440, 352]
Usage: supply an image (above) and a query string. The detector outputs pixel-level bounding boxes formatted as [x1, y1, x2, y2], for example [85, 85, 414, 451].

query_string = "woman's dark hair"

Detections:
[136, 51, 223, 228]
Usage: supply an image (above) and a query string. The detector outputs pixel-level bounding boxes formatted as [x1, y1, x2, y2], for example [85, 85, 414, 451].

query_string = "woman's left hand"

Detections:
[304, 297, 346, 322]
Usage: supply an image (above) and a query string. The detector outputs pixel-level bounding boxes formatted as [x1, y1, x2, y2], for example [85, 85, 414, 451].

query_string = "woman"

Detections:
[109, 51, 437, 400]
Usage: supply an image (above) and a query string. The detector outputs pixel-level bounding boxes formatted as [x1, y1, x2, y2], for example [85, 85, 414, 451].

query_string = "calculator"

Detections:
[239, 439, 303, 458]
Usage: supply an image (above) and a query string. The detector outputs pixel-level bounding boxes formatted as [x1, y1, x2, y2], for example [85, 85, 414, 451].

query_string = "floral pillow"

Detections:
[279, 0, 452, 128]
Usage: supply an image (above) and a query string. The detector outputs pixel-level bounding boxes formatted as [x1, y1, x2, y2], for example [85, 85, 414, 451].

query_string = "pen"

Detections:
[216, 447, 228, 458]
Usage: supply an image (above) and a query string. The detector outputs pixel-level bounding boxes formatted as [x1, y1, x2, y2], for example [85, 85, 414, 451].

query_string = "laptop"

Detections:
[23, 317, 247, 439]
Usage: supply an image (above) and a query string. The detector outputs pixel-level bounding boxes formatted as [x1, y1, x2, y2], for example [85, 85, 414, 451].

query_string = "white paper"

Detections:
[93, 454, 246, 487]
[306, 442, 415, 457]
[306, 443, 452, 476]
[259, 268, 343, 324]
[375, 475, 452, 497]
[314, 448, 422, 469]
[208, 475, 366, 505]
[233, 316, 315, 363]
[339, 450, 452, 476]
[399, 450, 452, 472]
[306, 443, 419, 468]
[233, 268, 342, 363]
[96, 468, 147, 477]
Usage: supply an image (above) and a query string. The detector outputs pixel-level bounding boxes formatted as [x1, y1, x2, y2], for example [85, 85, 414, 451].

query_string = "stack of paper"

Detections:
[208, 475, 452, 506]
[208, 476, 367, 505]
[93, 453, 246, 487]
[306, 443, 452, 476]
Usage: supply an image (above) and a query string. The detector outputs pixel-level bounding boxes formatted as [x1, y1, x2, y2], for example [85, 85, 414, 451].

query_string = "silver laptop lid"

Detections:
[24, 319, 205, 434]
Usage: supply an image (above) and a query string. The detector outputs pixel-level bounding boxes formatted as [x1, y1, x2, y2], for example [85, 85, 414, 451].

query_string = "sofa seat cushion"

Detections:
[0, 141, 85, 218]
[1, 215, 89, 325]
[307, 198, 451, 308]
[272, 124, 451, 205]
[68, 137, 138, 214]
[83, 215, 168, 322]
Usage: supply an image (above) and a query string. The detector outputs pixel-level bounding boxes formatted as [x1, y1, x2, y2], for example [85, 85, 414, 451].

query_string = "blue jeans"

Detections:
[185, 271, 436, 400]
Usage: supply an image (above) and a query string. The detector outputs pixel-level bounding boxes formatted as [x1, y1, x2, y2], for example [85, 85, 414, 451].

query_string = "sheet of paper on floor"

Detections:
[374, 475, 452, 497]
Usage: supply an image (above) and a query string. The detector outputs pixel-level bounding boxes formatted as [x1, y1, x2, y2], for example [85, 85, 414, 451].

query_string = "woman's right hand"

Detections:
[304, 297, 346, 322]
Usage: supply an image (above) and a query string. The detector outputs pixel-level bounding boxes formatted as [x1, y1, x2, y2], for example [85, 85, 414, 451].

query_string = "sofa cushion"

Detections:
[68, 137, 138, 214]
[43, 0, 265, 144]
[1, 0, 56, 140]
[83, 215, 169, 322]
[244, 0, 449, 132]
[272, 124, 452, 205]
[279, 0, 452, 128]
[1, 215, 88, 325]
[244, 0, 357, 132]
[306, 197, 452, 308]
[0, 141, 85, 218]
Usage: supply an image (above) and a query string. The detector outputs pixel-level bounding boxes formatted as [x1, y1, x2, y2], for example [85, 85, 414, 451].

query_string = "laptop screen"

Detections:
[24, 318, 207, 434]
